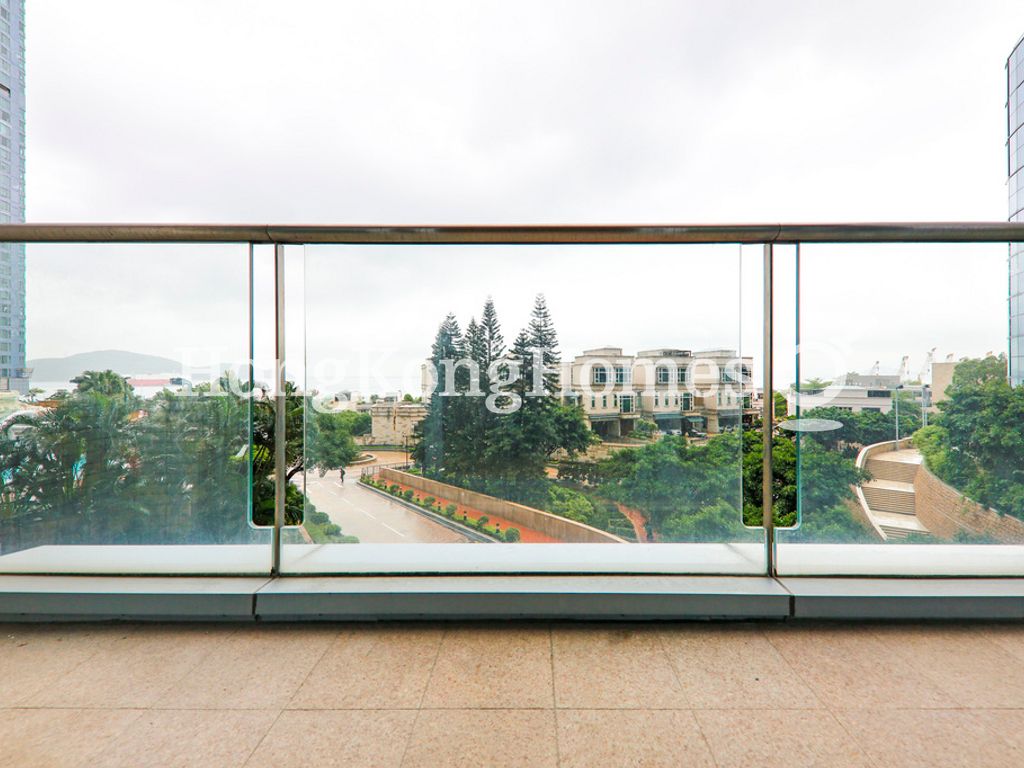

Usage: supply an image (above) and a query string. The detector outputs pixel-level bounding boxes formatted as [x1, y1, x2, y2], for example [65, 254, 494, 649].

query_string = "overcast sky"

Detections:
[23, 1, 1024, 390]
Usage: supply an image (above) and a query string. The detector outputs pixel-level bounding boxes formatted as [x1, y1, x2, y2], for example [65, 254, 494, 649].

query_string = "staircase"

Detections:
[860, 448, 929, 540]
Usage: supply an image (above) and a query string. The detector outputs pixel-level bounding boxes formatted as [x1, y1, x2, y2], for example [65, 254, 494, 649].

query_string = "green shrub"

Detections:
[308, 510, 330, 525]
[324, 523, 342, 536]
[402, 489, 415, 501]
[476, 515, 489, 530]
[388, 484, 400, 494]
[547, 485, 596, 524]
[444, 503, 457, 516]
[505, 527, 521, 542]
[424, 496, 436, 508]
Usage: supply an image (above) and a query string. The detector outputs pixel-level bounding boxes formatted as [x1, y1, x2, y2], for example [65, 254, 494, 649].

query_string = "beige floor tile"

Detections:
[695, 709, 873, 768]
[244, 709, 415, 768]
[557, 709, 716, 768]
[402, 709, 558, 768]
[90, 709, 277, 768]
[873, 625, 1024, 708]
[421, 626, 552, 709]
[288, 626, 443, 709]
[27, 625, 224, 708]
[154, 625, 336, 710]
[835, 708, 1022, 768]
[971, 710, 1024, 753]
[764, 625, 955, 709]
[0, 624, 122, 706]
[0, 708, 143, 768]
[553, 627, 687, 709]
[979, 625, 1024, 662]
[659, 626, 821, 709]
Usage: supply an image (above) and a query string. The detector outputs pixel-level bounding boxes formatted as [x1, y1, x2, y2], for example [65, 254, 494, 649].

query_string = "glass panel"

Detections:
[777, 242, 1024, 576]
[0, 242, 268, 574]
[283, 244, 765, 574]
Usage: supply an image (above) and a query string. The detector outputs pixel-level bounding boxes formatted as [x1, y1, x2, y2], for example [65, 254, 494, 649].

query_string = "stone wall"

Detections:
[914, 462, 1024, 543]
[378, 468, 624, 544]
[370, 404, 426, 445]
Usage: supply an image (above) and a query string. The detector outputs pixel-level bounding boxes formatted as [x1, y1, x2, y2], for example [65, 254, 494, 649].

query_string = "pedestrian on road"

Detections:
[339, 467, 346, 485]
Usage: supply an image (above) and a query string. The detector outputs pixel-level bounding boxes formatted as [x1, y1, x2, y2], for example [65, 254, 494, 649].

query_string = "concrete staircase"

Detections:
[861, 449, 929, 540]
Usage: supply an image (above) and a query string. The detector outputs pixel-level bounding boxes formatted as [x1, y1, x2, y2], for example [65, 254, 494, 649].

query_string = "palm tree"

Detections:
[70, 370, 135, 400]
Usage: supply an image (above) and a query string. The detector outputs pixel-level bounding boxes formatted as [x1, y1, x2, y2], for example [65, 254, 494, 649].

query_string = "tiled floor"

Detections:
[1, 622, 1023, 767]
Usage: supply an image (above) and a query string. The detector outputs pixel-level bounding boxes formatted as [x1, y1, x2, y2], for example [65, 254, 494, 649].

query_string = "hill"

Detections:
[26, 350, 183, 382]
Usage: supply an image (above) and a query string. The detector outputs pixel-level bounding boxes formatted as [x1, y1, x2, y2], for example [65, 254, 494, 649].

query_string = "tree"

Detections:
[527, 294, 560, 394]
[70, 370, 135, 401]
[411, 298, 593, 507]
[305, 411, 361, 477]
[480, 296, 505, 368]
[799, 378, 832, 390]
[773, 392, 788, 419]
[632, 419, 657, 440]
[464, 317, 487, 370]
[0, 371, 360, 548]
[414, 314, 464, 477]
[915, 355, 1024, 517]
[594, 427, 870, 543]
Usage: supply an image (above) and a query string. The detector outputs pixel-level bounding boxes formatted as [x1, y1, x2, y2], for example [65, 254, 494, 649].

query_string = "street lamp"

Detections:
[892, 384, 904, 450]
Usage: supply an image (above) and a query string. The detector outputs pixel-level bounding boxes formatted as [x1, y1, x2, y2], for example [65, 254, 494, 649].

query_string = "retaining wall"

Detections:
[914, 463, 1024, 543]
[378, 468, 625, 544]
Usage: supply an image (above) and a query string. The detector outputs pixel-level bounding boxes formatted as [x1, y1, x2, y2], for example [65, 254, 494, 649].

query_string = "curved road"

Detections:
[304, 472, 472, 544]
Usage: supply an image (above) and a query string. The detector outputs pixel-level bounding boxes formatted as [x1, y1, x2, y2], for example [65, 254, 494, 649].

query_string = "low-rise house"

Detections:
[569, 347, 639, 439]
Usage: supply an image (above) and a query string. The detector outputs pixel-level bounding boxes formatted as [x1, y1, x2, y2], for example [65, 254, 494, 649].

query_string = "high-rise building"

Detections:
[1010, 35, 1024, 387]
[0, 0, 24, 393]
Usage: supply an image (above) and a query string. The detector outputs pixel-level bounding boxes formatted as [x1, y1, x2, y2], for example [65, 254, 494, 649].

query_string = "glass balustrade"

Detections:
[775, 242, 1024, 575]
[0, 229, 1020, 579]
[0, 242, 270, 574]
[281, 243, 766, 574]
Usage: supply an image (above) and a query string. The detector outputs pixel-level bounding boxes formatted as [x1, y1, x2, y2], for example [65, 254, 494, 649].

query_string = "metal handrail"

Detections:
[0, 221, 1023, 243]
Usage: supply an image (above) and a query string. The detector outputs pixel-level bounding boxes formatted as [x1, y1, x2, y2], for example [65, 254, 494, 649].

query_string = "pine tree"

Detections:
[416, 314, 464, 476]
[464, 317, 487, 370]
[527, 294, 560, 395]
[431, 313, 463, 365]
[481, 296, 505, 368]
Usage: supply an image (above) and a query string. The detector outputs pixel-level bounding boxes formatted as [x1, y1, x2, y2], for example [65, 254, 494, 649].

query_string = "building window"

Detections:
[656, 366, 670, 384]
[614, 366, 631, 384]
[592, 366, 608, 385]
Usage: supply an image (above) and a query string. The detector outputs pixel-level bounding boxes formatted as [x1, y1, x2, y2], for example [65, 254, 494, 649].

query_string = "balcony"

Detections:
[3, 222, 1024, 766]
[0, 222, 1023, 610]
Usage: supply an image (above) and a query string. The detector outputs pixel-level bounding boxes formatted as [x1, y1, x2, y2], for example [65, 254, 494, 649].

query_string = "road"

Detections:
[304, 472, 472, 544]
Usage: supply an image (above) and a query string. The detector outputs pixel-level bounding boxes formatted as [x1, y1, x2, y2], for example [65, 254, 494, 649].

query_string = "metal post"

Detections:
[894, 386, 901, 448]
[794, 243, 801, 526]
[272, 243, 286, 575]
[248, 243, 256, 538]
[762, 243, 775, 575]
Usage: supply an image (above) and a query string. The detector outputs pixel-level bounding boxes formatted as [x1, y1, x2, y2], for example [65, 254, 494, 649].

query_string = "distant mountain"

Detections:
[26, 350, 183, 383]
